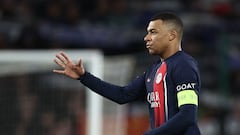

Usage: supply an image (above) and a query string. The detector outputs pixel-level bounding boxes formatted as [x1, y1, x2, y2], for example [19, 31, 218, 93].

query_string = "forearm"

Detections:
[79, 72, 145, 104]
[144, 105, 198, 135]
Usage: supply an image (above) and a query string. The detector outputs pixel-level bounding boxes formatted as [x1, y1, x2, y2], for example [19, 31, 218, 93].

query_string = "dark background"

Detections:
[0, 0, 239, 135]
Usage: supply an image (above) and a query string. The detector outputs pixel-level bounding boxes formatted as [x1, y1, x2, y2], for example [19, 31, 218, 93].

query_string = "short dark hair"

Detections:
[150, 12, 184, 38]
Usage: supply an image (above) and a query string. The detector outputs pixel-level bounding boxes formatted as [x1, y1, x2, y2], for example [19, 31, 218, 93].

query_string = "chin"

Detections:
[148, 50, 161, 56]
[148, 50, 156, 55]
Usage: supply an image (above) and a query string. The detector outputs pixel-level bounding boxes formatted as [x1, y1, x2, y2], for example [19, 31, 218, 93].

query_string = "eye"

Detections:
[146, 29, 158, 35]
[149, 30, 157, 34]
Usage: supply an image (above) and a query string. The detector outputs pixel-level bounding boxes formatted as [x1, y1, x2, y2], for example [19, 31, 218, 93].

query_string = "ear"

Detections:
[169, 30, 177, 41]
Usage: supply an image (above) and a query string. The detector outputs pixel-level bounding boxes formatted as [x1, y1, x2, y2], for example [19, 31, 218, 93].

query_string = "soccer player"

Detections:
[53, 12, 201, 135]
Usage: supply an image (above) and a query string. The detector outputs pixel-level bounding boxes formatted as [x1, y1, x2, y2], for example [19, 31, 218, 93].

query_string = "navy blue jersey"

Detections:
[79, 51, 201, 135]
[144, 51, 201, 135]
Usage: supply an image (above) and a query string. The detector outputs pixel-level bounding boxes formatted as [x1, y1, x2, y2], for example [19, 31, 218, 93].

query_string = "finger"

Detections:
[77, 59, 82, 67]
[53, 69, 65, 74]
[54, 58, 65, 68]
[77, 59, 85, 75]
[60, 51, 71, 63]
[55, 53, 67, 65]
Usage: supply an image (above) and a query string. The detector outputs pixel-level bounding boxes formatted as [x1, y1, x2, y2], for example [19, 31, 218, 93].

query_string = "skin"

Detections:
[53, 19, 182, 79]
[53, 51, 85, 79]
[144, 19, 182, 59]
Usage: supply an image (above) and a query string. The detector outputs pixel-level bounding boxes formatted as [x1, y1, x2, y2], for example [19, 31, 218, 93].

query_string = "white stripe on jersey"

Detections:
[163, 73, 168, 121]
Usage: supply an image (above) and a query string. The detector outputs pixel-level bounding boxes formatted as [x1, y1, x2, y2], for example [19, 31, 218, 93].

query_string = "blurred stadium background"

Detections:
[0, 0, 239, 135]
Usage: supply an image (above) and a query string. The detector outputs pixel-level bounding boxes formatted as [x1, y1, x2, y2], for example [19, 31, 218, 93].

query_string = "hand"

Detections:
[53, 51, 85, 79]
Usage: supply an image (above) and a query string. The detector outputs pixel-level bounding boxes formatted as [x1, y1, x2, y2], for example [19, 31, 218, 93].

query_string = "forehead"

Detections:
[147, 20, 164, 30]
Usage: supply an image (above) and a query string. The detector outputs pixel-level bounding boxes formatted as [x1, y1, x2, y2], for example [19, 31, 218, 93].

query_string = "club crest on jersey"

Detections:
[155, 73, 162, 84]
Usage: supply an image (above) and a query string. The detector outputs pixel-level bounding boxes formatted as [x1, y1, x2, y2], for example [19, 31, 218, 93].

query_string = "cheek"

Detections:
[153, 36, 164, 46]
[154, 36, 169, 50]
[152, 35, 162, 43]
[156, 34, 169, 44]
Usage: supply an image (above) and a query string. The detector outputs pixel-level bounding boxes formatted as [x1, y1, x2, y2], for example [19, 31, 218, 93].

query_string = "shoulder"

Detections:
[145, 59, 161, 75]
[168, 51, 198, 69]
[167, 52, 201, 86]
[166, 51, 200, 78]
[147, 59, 161, 69]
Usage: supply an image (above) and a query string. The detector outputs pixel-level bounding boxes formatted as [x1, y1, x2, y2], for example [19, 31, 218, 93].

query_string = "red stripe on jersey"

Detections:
[153, 62, 167, 127]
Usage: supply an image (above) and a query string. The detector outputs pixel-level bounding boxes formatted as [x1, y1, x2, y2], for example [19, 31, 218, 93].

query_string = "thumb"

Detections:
[77, 59, 82, 67]
[77, 59, 85, 75]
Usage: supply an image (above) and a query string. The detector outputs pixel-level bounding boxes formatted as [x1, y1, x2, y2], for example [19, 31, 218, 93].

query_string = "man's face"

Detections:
[144, 20, 170, 56]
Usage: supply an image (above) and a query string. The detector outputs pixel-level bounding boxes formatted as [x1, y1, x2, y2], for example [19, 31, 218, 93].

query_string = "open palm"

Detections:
[53, 51, 85, 79]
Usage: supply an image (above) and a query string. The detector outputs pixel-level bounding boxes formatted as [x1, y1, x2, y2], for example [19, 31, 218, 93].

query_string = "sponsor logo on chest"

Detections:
[147, 92, 160, 108]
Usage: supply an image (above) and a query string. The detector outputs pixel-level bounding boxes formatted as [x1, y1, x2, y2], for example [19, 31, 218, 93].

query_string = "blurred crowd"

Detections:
[0, 0, 240, 135]
[0, 0, 238, 53]
[0, 74, 87, 135]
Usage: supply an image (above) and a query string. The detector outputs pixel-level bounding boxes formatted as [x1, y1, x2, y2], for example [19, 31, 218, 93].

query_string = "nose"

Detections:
[144, 34, 150, 42]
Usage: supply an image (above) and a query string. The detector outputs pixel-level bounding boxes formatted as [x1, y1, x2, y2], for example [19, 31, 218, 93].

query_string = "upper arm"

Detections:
[173, 61, 200, 108]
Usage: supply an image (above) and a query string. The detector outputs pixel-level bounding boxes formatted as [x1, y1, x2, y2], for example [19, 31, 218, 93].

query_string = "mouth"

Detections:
[146, 44, 151, 49]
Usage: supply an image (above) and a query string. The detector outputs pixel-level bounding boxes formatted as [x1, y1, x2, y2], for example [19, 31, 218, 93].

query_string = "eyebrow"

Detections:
[147, 28, 157, 32]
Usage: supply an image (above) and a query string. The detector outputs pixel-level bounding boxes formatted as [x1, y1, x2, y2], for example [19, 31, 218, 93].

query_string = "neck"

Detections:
[160, 42, 181, 60]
